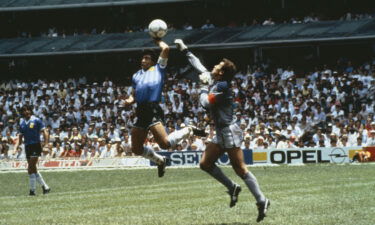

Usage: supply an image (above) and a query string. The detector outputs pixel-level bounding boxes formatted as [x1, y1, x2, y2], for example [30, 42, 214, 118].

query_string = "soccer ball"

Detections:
[148, 19, 168, 38]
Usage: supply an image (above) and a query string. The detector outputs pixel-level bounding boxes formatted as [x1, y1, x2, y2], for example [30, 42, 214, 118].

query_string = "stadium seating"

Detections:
[0, 18, 374, 56]
[0, 0, 190, 9]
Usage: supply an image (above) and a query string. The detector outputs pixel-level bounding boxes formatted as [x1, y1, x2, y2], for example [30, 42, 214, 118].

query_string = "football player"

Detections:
[123, 38, 205, 177]
[175, 39, 270, 222]
[14, 105, 51, 196]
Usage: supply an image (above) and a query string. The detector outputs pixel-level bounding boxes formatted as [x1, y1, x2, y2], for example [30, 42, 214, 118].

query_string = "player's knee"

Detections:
[131, 147, 143, 155]
[233, 165, 247, 177]
[236, 169, 248, 178]
[28, 166, 37, 174]
[158, 140, 170, 150]
[199, 161, 212, 172]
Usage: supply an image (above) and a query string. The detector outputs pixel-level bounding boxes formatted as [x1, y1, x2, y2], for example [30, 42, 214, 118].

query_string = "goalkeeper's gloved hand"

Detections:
[174, 39, 188, 51]
[199, 72, 213, 86]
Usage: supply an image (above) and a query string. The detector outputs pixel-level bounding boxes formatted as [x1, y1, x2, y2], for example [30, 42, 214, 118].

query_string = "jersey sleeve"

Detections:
[207, 81, 229, 105]
[19, 120, 25, 134]
[186, 51, 208, 74]
[156, 63, 167, 73]
[157, 57, 168, 69]
[132, 74, 136, 90]
[36, 118, 45, 131]
[216, 81, 229, 92]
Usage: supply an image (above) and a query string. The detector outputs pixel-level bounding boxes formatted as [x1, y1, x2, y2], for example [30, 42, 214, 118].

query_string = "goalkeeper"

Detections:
[175, 39, 270, 223]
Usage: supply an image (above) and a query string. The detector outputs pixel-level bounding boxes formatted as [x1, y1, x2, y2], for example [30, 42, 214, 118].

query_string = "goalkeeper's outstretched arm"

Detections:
[175, 39, 208, 74]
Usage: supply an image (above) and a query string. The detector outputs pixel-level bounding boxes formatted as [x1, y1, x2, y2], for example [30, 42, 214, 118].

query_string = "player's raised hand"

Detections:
[155, 39, 169, 50]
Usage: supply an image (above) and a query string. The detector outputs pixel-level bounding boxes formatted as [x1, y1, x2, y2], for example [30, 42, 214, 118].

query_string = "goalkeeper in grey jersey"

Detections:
[175, 39, 270, 223]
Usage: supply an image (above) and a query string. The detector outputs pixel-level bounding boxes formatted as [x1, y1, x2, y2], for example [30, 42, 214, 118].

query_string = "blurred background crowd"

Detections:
[1, 56, 375, 160]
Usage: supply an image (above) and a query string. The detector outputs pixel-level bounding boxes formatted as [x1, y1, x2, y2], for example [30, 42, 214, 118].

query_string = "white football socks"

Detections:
[142, 146, 164, 165]
[29, 174, 36, 191]
[36, 172, 49, 189]
[167, 127, 192, 148]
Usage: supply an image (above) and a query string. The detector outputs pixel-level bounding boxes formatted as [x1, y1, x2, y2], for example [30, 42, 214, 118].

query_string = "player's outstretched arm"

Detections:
[174, 39, 208, 74]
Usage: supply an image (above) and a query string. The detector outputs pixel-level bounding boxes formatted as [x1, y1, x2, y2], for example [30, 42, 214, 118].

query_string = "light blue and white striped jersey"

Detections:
[19, 115, 45, 146]
[132, 63, 166, 104]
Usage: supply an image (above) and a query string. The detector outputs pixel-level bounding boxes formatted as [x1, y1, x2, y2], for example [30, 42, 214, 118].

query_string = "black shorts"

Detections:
[134, 102, 164, 130]
[25, 143, 42, 159]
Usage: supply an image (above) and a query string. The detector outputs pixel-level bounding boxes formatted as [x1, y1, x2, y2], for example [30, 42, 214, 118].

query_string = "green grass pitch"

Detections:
[0, 164, 374, 225]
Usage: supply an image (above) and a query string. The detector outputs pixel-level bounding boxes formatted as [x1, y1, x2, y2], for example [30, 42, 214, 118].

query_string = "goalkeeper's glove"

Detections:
[199, 72, 213, 86]
[174, 39, 188, 51]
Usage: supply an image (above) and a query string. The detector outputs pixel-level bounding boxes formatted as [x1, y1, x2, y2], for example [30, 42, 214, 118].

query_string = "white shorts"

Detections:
[212, 123, 243, 149]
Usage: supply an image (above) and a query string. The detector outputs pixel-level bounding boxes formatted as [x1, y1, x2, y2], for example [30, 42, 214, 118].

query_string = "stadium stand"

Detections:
[1, 18, 375, 57]
[0, 0, 374, 161]
[0, 0, 193, 11]
[0, 56, 374, 160]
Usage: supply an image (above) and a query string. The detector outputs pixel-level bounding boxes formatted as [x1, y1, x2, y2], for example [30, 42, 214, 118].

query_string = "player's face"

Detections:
[141, 55, 155, 70]
[22, 109, 32, 119]
[211, 61, 224, 80]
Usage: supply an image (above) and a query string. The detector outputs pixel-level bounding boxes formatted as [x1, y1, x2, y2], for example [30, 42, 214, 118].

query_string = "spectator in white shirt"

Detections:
[252, 136, 266, 150]
[262, 18, 275, 26]
[281, 67, 294, 81]
[348, 128, 360, 146]
[337, 135, 350, 147]
[312, 127, 324, 145]
[313, 105, 326, 123]
[366, 130, 375, 147]
[276, 136, 288, 149]
[201, 19, 215, 29]
[332, 119, 341, 136]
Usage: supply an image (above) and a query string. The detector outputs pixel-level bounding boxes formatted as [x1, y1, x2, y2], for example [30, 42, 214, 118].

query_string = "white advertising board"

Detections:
[252, 147, 362, 164]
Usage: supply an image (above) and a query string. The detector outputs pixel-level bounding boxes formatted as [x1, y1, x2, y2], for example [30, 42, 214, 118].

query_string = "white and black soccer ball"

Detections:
[148, 19, 168, 38]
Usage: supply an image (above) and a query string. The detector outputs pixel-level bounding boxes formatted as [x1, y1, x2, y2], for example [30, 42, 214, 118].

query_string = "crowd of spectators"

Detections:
[0, 57, 375, 160]
[15, 11, 374, 39]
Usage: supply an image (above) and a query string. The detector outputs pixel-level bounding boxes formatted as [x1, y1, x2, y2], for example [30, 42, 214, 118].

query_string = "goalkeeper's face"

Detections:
[141, 54, 155, 70]
[211, 61, 225, 80]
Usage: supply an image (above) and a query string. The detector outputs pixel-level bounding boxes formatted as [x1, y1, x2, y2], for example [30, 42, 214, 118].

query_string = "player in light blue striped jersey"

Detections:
[123, 38, 206, 177]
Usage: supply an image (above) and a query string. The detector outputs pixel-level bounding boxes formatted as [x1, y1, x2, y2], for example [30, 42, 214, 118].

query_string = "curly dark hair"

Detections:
[20, 105, 33, 113]
[142, 49, 158, 63]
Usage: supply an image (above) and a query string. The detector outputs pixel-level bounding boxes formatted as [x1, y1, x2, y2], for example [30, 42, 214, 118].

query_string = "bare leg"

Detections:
[130, 127, 148, 155]
[149, 123, 170, 149]
[131, 126, 164, 165]
[150, 122, 192, 149]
